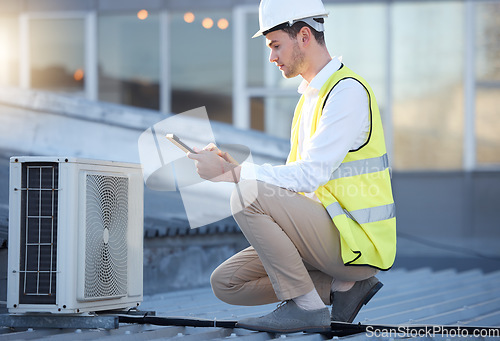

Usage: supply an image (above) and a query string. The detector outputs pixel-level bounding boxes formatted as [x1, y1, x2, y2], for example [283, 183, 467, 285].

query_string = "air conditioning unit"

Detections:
[7, 157, 144, 314]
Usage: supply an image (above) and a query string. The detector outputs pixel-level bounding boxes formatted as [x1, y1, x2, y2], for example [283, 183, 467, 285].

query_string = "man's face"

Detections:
[265, 30, 305, 79]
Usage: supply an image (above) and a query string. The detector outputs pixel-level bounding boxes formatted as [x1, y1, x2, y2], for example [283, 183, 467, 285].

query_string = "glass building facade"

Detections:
[0, 0, 499, 170]
[98, 13, 160, 109]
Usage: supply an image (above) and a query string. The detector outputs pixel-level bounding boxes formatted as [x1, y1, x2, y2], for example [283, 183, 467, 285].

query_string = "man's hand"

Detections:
[187, 145, 241, 183]
[203, 143, 239, 165]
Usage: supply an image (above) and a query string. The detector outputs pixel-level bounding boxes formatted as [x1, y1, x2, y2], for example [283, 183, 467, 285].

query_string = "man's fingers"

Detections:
[221, 152, 239, 165]
[199, 144, 237, 165]
[187, 151, 200, 160]
[204, 143, 218, 151]
[204, 143, 223, 157]
[187, 149, 212, 160]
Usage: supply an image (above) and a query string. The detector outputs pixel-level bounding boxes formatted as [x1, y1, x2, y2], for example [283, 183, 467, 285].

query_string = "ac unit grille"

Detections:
[19, 163, 58, 304]
[84, 174, 128, 299]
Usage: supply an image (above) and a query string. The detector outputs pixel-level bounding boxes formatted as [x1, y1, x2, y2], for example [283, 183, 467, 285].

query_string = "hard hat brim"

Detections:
[252, 30, 264, 39]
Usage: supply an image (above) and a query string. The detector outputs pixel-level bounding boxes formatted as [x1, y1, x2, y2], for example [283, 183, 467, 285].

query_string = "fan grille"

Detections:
[85, 174, 128, 299]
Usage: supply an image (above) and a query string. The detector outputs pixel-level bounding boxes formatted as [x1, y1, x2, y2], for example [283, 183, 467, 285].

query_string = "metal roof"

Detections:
[1, 267, 499, 340]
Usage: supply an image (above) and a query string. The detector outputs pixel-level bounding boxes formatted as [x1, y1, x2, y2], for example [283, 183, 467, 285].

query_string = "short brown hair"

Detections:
[282, 19, 325, 46]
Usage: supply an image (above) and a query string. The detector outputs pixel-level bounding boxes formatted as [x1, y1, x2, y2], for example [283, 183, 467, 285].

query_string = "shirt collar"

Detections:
[297, 57, 342, 95]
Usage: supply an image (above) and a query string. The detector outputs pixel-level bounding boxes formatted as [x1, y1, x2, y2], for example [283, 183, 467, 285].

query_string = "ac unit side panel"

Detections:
[57, 162, 82, 310]
[127, 171, 144, 299]
[7, 161, 22, 309]
[76, 167, 88, 302]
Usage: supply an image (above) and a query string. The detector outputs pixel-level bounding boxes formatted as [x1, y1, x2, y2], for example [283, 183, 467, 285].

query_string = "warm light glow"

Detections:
[217, 18, 229, 30]
[184, 12, 195, 23]
[137, 9, 148, 20]
[202, 17, 214, 29]
[73, 69, 84, 82]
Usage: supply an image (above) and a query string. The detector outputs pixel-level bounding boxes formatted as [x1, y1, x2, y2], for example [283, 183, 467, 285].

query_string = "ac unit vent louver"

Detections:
[85, 174, 128, 300]
[19, 163, 59, 305]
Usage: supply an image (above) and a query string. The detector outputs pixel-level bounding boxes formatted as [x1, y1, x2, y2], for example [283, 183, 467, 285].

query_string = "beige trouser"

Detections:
[211, 180, 378, 306]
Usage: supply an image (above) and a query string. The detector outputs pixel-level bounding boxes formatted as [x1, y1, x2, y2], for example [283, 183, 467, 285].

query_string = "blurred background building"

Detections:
[0, 0, 499, 298]
[1, 0, 499, 168]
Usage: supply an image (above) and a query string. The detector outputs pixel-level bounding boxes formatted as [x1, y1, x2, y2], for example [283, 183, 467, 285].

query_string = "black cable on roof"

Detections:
[117, 315, 500, 337]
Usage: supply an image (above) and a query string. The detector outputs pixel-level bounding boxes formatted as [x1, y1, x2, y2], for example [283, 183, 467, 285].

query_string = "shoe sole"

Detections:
[346, 281, 383, 323]
[236, 323, 331, 334]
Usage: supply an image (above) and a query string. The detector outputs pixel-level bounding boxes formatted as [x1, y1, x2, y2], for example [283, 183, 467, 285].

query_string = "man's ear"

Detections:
[298, 26, 312, 47]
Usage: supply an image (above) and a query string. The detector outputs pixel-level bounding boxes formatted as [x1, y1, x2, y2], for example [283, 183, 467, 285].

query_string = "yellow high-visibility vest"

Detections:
[288, 65, 396, 270]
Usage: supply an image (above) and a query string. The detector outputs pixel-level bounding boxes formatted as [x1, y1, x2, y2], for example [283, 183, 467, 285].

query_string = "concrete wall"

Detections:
[394, 171, 500, 240]
[0, 87, 289, 165]
[143, 233, 249, 294]
[392, 171, 500, 272]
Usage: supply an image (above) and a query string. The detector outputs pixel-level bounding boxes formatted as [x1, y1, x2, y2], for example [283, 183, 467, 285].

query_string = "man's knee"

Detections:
[210, 265, 225, 300]
[210, 263, 236, 304]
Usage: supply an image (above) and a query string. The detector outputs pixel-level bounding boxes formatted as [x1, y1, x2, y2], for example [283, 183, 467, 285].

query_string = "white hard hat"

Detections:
[253, 0, 329, 38]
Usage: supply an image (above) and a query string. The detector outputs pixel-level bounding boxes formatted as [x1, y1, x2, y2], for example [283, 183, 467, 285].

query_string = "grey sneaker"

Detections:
[236, 300, 331, 333]
[330, 276, 383, 323]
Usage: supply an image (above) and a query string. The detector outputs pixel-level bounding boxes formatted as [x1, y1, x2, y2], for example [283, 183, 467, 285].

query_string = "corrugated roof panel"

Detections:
[361, 270, 500, 325]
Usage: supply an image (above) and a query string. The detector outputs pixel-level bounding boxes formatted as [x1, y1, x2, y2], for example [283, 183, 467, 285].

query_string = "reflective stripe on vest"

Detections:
[326, 201, 395, 225]
[330, 153, 389, 181]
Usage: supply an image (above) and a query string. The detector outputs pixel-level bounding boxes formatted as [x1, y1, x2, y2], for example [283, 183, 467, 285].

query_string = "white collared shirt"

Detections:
[240, 58, 370, 200]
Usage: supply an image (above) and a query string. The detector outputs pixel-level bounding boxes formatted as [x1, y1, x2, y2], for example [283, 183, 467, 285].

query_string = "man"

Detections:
[187, 0, 396, 333]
